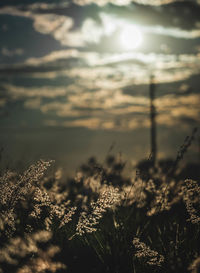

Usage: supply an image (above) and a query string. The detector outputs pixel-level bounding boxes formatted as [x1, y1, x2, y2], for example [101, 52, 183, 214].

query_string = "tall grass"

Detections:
[0, 131, 199, 273]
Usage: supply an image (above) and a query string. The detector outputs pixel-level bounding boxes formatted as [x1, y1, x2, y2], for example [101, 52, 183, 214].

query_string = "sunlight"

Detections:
[120, 25, 142, 50]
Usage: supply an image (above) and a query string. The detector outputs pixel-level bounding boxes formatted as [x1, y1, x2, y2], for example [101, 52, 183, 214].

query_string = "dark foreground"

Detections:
[0, 138, 200, 273]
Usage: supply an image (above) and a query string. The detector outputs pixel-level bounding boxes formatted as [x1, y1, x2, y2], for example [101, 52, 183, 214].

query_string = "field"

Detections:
[0, 129, 200, 273]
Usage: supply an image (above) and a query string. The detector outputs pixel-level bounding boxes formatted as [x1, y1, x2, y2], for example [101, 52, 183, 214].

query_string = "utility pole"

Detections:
[198, 136, 200, 167]
[149, 75, 157, 167]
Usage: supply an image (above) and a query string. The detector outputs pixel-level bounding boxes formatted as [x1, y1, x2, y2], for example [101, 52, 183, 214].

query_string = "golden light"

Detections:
[120, 25, 142, 50]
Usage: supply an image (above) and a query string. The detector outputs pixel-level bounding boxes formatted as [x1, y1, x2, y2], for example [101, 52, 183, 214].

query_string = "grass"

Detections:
[0, 130, 200, 273]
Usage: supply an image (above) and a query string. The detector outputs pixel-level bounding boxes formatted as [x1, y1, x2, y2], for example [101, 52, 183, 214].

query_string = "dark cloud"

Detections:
[1, 2, 200, 55]
[103, 2, 200, 30]
[1, 1, 200, 31]
[31, 3, 102, 29]
[0, 14, 63, 65]
[0, 57, 86, 74]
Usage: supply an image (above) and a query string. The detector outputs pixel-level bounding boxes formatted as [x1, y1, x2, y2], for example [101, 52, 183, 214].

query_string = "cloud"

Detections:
[156, 94, 200, 110]
[0, 98, 7, 108]
[38, 88, 146, 119]
[73, 0, 132, 6]
[72, 0, 199, 7]
[1, 68, 199, 131]
[0, 1, 199, 132]
[33, 13, 73, 35]
[155, 94, 200, 126]
[27, 2, 70, 10]
[3, 84, 67, 99]
[99, 12, 200, 41]
[0, 0, 199, 7]
[0, 6, 84, 47]
[2, 49, 200, 91]
[141, 25, 200, 39]
[0, 7, 103, 47]
[24, 1, 200, 40]
[35, 15, 85, 47]
[24, 97, 41, 109]
[6, 77, 197, 131]
[25, 49, 82, 66]
[21, 49, 200, 72]
[1, 3, 200, 53]
[45, 116, 150, 131]
[63, 117, 102, 129]
[1, 47, 24, 57]
[131, 0, 199, 5]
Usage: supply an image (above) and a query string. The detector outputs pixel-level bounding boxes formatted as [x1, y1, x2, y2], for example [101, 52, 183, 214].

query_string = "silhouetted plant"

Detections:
[0, 130, 200, 273]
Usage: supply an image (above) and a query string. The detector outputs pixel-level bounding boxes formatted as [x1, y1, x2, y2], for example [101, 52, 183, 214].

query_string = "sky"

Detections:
[0, 0, 200, 174]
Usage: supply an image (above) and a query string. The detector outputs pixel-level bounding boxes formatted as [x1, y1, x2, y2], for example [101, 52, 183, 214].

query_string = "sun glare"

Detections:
[120, 25, 142, 50]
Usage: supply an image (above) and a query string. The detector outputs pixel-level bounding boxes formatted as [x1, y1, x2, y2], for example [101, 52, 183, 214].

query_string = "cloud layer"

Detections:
[0, 0, 199, 132]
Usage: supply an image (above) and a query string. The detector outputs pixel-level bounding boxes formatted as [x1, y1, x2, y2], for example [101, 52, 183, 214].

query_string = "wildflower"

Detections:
[0, 230, 65, 273]
[181, 179, 200, 224]
[121, 178, 146, 207]
[75, 185, 120, 236]
[59, 206, 77, 228]
[189, 256, 200, 273]
[133, 237, 164, 266]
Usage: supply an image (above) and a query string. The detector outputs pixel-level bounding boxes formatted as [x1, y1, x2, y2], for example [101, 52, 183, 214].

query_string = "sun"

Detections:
[120, 25, 142, 50]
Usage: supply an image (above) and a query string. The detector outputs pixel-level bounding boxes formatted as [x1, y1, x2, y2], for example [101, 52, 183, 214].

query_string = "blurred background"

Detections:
[0, 0, 199, 176]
